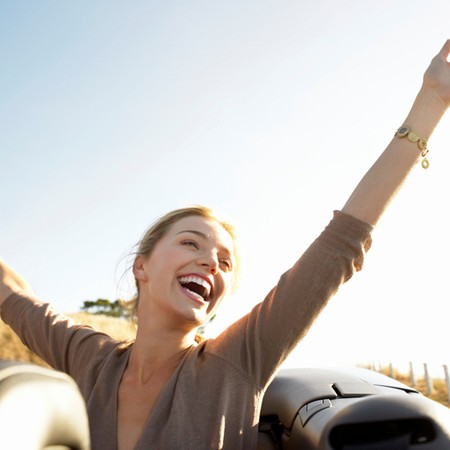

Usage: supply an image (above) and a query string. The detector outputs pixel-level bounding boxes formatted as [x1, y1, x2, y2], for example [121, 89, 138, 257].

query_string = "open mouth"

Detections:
[178, 275, 212, 302]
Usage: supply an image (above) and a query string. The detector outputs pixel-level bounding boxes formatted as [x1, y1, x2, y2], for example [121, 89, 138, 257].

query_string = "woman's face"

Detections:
[134, 215, 236, 329]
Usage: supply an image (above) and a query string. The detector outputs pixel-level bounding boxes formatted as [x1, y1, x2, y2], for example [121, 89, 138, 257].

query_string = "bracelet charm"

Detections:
[395, 126, 429, 169]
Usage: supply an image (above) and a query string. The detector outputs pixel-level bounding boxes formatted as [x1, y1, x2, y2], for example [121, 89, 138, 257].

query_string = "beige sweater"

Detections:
[1, 211, 372, 450]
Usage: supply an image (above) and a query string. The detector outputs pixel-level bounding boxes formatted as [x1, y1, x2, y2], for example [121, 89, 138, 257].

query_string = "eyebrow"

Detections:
[176, 229, 208, 239]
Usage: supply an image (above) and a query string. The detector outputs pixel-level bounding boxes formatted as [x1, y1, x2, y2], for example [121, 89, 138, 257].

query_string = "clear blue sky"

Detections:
[1, 0, 450, 372]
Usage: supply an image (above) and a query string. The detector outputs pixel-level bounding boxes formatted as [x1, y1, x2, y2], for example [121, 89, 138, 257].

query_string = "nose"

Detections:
[198, 252, 219, 275]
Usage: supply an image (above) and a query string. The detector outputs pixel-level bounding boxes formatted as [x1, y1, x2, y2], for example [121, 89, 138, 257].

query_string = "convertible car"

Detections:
[1, 360, 449, 449]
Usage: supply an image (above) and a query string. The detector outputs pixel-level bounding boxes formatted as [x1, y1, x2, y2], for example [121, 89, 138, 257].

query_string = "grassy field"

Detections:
[1, 314, 448, 409]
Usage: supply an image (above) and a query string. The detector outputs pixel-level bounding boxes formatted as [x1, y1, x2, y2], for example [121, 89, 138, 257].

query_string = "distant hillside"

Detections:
[0, 312, 136, 367]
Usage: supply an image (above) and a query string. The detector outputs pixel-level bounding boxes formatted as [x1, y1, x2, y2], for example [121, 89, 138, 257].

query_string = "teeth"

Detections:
[178, 275, 211, 299]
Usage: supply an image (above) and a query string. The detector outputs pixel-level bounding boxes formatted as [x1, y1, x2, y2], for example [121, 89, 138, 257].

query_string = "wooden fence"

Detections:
[365, 361, 450, 406]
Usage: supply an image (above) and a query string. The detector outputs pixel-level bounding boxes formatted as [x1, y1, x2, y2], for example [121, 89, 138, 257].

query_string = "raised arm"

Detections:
[342, 40, 450, 225]
[0, 257, 34, 309]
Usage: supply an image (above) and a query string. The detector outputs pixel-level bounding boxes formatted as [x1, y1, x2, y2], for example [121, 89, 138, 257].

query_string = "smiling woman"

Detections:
[0, 41, 450, 450]
[126, 205, 239, 319]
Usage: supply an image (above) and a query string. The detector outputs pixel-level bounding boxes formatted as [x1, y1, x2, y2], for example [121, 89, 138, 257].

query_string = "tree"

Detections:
[80, 298, 129, 318]
[197, 314, 216, 337]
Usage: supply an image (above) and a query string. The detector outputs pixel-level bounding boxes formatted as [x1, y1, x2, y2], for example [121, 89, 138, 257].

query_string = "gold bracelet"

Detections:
[395, 126, 430, 169]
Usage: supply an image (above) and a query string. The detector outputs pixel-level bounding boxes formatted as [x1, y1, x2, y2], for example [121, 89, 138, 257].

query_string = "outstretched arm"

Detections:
[342, 40, 450, 225]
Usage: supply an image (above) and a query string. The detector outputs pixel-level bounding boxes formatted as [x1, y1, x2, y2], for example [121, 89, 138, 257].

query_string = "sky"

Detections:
[1, 0, 450, 376]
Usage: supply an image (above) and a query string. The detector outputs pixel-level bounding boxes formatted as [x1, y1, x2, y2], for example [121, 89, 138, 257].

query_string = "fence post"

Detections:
[389, 363, 394, 378]
[444, 364, 450, 405]
[409, 361, 416, 388]
[424, 363, 433, 395]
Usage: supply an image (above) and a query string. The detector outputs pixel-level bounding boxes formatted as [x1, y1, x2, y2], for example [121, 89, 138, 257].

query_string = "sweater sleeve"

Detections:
[206, 211, 373, 389]
[0, 293, 117, 380]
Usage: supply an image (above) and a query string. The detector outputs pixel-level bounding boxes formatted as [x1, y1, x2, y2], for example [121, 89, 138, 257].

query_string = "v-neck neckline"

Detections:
[113, 343, 195, 450]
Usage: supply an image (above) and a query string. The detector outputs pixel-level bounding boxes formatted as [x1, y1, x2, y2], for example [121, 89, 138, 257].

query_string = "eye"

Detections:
[219, 258, 233, 272]
[181, 240, 199, 249]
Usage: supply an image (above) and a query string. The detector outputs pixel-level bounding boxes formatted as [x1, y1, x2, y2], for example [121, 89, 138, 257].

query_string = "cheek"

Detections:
[217, 274, 233, 299]
[226, 270, 236, 289]
[145, 247, 180, 277]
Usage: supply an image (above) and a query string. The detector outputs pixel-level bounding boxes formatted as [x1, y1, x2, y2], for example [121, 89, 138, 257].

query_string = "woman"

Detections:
[1, 40, 450, 450]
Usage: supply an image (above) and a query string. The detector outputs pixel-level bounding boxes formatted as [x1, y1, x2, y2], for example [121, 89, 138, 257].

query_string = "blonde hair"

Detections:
[125, 205, 240, 325]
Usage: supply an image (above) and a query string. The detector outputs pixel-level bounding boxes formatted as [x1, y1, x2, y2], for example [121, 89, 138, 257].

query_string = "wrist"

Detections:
[403, 85, 447, 139]
[395, 125, 430, 169]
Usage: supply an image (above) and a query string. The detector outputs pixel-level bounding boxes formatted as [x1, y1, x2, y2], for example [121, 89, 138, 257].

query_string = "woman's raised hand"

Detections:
[423, 39, 450, 108]
[0, 258, 34, 308]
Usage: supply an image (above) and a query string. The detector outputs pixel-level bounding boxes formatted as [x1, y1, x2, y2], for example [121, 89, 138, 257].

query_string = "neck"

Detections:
[127, 324, 197, 383]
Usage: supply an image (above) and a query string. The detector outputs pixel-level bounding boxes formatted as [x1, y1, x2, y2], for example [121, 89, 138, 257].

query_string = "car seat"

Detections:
[258, 366, 450, 449]
[0, 360, 90, 450]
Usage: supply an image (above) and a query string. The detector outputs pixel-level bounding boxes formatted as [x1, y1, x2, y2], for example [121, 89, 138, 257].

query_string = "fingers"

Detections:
[438, 39, 450, 61]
